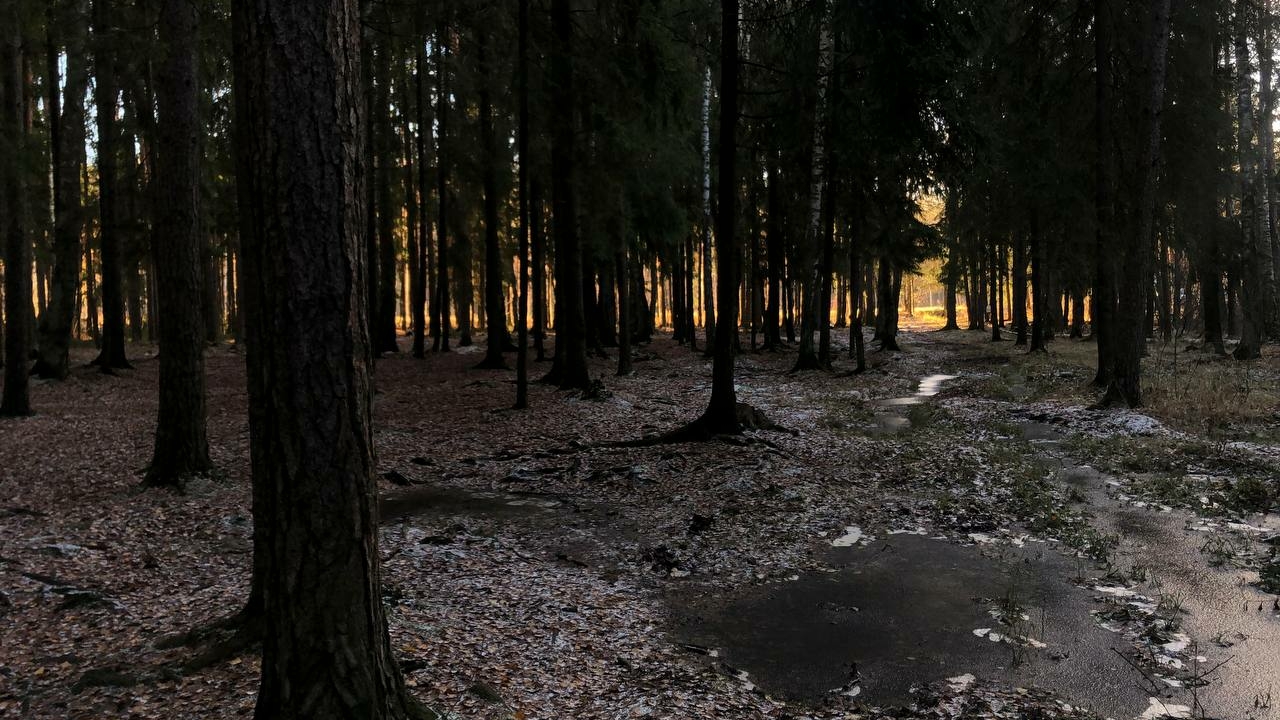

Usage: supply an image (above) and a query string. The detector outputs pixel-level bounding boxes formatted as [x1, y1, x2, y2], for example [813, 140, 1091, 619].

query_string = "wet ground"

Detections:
[671, 533, 1145, 716]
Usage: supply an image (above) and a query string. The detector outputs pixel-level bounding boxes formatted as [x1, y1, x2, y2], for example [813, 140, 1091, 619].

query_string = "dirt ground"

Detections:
[2, 329, 1278, 719]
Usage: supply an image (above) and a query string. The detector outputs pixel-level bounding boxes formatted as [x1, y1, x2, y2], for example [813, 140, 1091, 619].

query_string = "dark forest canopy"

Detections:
[2, 0, 1280, 716]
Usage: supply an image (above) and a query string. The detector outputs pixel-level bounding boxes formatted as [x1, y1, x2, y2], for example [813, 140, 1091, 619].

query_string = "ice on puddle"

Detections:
[1139, 697, 1192, 719]
[831, 526, 870, 547]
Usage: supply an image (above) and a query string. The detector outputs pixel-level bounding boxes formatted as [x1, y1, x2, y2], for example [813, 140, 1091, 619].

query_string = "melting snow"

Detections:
[831, 526, 870, 547]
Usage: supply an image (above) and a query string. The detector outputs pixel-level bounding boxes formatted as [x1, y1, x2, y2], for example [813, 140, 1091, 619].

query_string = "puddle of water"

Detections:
[671, 534, 1145, 717]
[879, 374, 958, 407]
[1049, 462, 1280, 720]
[872, 374, 957, 434]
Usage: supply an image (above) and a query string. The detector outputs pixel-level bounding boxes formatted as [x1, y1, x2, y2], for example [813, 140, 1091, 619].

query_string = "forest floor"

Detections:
[2, 327, 1279, 720]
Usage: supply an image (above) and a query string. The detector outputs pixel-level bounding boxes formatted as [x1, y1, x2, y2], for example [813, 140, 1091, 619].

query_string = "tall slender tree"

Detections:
[91, 0, 131, 371]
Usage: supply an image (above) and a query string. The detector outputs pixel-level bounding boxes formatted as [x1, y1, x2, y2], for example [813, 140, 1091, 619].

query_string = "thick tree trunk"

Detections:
[146, 0, 211, 486]
[1105, 0, 1170, 405]
[1257, 0, 1280, 336]
[1, 1, 30, 415]
[545, 0, 590, 390]
[231, 0, 428, 716]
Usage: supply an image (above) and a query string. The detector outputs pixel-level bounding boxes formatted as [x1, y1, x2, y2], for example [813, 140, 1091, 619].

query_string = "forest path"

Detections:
[673, 330, 1280, 720]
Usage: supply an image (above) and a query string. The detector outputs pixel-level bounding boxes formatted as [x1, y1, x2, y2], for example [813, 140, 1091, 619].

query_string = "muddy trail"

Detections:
[664, 334, 1280, 719]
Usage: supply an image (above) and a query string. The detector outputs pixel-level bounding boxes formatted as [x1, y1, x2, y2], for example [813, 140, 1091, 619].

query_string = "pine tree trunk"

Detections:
[1012, 236, 1028, 345]
[92, 0, 130, 371]
[1093, 0, 1115, 385]
[1234, 0, 1266, 360]
[544, 0, 590, 390]
[700, 0, 740, 433]
[1, 0, 31, 415]
[700, 65, 716, 349]
[231, 0, 429, 716]
[478, 26, 508, 369]
[433, 25, 450, 352]
[34, 0, 89, 380]
[146, 0, 211, 486]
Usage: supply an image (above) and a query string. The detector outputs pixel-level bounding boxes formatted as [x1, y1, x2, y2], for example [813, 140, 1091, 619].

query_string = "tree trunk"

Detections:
[92, 0, 130, 370]
[1257, 0, 1280, 336]
[1012, 235, 1028, 345]
[477, 27, 508, 369]
[763, 152, 783, 349]
[146, 0, 211, 486]
[1093, 0, 1115, 385]
[700, 65, 716, 349]
[1105, 0, 1170, 404]
[433, 25, 451, 352]
[231, 0, 429, 716]
[515, 0, 531, 405]
[1, 0, 31, 415]
[699, 0, 741, 433]
[990, 239, 1002, 342]
[531, 177, 546, 361]
[1234, 0, 1266, 360]
[546, 0, 590, 390]
[794, 8, 832, 371]
[34, 0, 88, 380]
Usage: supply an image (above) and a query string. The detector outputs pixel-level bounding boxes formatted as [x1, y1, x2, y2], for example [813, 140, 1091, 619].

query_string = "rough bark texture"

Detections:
[1, 0, 31, 416]
[231, 0, 429, 717]
[146, 0, 211, 486]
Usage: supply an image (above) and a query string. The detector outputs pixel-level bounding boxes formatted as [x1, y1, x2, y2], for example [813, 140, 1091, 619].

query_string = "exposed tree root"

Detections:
[619, 403, 795, 447]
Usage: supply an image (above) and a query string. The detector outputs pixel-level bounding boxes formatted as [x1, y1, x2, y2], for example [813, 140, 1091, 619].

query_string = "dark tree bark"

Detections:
[1103, 0, 1170, 405]
[146, 0, 211, 486]
[700, 0, 742, 432]
[545, 0, 590, 390]
[403, 68, 423, 359]
[1, 0, 31, 416]
[230, 0, 429, 716]
[477, 27, 509, 370]
[1093, 0, 1115, 385]
[1234, 0, 1267, 360]
[35, 0, 89, 380]
[92, 0, 131, 371]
